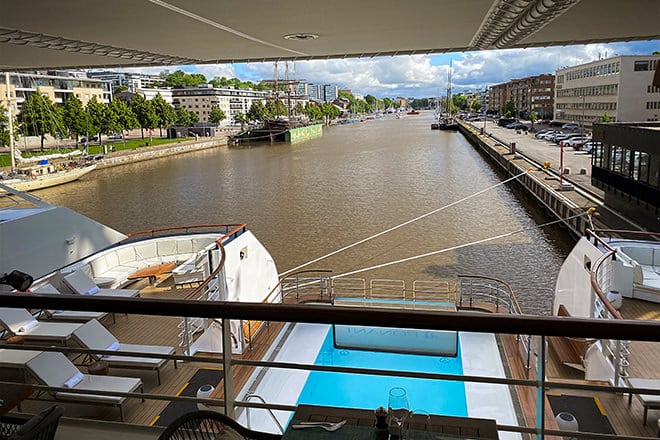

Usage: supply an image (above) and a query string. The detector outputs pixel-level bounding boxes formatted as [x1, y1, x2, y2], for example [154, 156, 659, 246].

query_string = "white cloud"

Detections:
[123, 40, 658, 98]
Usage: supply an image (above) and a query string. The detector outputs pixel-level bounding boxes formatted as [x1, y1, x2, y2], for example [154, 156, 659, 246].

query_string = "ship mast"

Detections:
[5, 72, 16, 172]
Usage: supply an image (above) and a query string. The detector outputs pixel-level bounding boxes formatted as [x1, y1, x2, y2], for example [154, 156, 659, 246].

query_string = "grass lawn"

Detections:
[0, 137, 193, 167]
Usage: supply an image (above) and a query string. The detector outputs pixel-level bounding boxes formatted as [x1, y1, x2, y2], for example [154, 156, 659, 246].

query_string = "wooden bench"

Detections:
[548, 305, 590, 370]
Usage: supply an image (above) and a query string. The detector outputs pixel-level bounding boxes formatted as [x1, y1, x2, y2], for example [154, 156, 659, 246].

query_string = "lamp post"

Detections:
[580, 94, 586, 134]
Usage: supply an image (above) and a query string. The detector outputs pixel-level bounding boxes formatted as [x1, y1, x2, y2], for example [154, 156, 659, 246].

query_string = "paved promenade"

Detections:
[475, 121, 602, 198]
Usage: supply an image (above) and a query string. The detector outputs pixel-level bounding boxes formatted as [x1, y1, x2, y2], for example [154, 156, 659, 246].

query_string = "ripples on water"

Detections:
[39, 113, 574, 314]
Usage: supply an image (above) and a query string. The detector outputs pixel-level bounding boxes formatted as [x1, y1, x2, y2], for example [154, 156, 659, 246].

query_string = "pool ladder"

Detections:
[244, 393, 285, 434]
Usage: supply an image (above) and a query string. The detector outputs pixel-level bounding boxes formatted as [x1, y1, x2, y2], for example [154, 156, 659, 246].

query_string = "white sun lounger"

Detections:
[0, 308, 82, 345]
[61, 271, 139, 298]
[26, 351, 143, 422]
[72, 319, 176, 385]
[627, 377, 660, 425]
[0, 348, 42, 381]
[31, 283, 111, 323]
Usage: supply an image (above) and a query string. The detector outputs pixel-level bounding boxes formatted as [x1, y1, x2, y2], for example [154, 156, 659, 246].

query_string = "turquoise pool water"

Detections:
[297, 327, 468, 416]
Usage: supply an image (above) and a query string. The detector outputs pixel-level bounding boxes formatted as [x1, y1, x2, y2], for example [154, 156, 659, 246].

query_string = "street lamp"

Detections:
[580, 95, 586, 134]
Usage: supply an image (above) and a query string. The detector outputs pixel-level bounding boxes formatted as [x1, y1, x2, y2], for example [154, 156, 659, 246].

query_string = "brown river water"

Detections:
[36, 112, 575, 314]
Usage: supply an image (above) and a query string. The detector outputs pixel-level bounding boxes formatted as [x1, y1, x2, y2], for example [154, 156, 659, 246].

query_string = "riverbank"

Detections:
[0, 132, 236, 174]
[457, 119, 639, 234]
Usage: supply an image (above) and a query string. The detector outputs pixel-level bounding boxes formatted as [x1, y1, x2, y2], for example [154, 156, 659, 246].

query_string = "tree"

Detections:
[131, 94, 158, 139]
[233, 112, 248, 130]
[150, 93, 177, 136]
[175, 107, 193, 126]
[208, 107, 227, 124]
[600, 112, 613, 122]
[188, 110, 199, 124]
[87, 96, 111, 143]
[502, 100, 516, 118]
[108, 98, 138, 140]
[0, 104, 15, 147]
[246, 101, 267, 122]
[529, 111, 538, 132]
[452, 94, 468, 110]
[161, 70, 208, 87]
[17, 89, 65, 151]
[62, 95, 88, 144]
[470, 100, 482, 112]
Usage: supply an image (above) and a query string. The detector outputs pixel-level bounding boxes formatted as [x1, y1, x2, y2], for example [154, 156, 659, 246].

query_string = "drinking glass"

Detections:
[387, 387, 410, 439]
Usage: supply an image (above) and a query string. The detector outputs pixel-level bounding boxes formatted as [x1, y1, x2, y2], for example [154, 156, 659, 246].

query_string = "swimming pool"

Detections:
[296, 326, 468, 416]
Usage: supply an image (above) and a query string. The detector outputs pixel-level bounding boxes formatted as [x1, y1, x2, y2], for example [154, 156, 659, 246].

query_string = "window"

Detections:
[634, 60, 649, 71]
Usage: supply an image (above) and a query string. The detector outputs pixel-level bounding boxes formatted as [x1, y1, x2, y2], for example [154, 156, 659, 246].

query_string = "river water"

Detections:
[37, 112, 574, 315]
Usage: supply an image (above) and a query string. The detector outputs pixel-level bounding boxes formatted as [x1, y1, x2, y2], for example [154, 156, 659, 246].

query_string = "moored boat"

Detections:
[0, 162, 96, 192]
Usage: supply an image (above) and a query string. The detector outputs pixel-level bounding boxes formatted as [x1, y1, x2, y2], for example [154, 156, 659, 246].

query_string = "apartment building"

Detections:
[171, 85, 270, 124]
[554, 55, 660, 128]
[87, 71, 163, 91]
[0, 71, 111, 113]
[488, 74, 554, 118]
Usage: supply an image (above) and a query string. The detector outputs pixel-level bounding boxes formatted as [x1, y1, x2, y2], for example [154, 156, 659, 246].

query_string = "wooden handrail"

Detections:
[2, 293, 656, 342]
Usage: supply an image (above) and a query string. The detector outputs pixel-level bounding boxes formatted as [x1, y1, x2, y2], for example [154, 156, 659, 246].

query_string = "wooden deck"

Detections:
[11, 274, 660, 438]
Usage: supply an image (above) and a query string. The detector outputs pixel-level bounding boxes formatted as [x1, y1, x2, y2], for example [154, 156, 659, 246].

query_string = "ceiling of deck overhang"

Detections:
[0, 0, 658, 71]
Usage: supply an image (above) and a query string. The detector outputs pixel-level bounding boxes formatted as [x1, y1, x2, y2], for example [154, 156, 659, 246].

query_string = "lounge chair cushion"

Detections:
[102, 343, 174, 368]
[72, 320, 118, 355]
[26, 352, 141, 404]
[63, 372, 84, 388]
[62, 271, 100, 295]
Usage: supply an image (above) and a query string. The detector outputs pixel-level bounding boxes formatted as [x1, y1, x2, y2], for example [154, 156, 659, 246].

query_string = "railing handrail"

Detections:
[1, 293, 657, 341]
[125, 223, 248, 239]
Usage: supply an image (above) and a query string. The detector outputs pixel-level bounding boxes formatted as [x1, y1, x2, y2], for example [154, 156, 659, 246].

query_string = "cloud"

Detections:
[120, 40, 658, 98]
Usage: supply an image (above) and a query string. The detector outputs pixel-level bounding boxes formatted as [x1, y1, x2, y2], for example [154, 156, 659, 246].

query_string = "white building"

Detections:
[87, 71, 163, 91]
[171, 85, 270, 124]
[554, 55, 660, 128]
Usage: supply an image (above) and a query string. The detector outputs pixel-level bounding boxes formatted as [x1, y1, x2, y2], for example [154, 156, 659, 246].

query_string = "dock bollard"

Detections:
[510, 142, 516, 154]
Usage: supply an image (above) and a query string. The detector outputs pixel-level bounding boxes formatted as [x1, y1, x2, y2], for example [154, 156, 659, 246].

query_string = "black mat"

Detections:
[547, 394, 615, 435]
[152, 368, 224, 427]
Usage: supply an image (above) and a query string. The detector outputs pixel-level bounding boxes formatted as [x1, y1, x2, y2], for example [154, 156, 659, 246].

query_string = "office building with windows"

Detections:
[554, 55, 660, 128]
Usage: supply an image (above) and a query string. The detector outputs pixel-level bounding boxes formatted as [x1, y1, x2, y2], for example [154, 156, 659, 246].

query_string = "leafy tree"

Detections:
[293, 102, 304, 116]
[108, 98, 138, 139]
[86, 96, 113, 143]
[247, 101, 267, 122]
[160, 70, 208, 87]
[265, 100, 287, 118]
[131, 94, 158, 139]
[62, 95, 88, 144]
[383, 97, 394, 111]
[600, 112, 613, 122]
[303, 102, 323, 121]
[470, 100, 482, 112]
[364, 95, 376, 107]
[17, 90, 65, 150]
[188, 110, 199, 124]
[150, 93, 177, 136]
[208, 107, 227, 124]
[0, 104, 15, 147]
[320, 102, 340, 125]
[502, 100, 516, 118]
[528, 111, 538, 129]
[114, 85, 129, 94]
[233, 112, 248, 130]
[175, 107, 193, 126]
[452, 94, 468, 110]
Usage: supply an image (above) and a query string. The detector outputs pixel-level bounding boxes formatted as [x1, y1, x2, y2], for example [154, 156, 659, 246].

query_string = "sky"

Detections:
[126, 40, 659, 99]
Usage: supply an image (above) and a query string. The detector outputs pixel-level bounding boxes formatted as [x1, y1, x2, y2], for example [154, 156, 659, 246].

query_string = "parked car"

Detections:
[564, 137, 591, 149]
[561, 123, 579, 130]
[80, 136, 98, 143]
[549, 120, 564, 127]
[498, 117, 517, 127]
[553, 133, 583, 143]
[582, 141, 602, 154]
[506, 122, 527, 130]
[108, 133, 124, 140]
[536, 130, 560, 139]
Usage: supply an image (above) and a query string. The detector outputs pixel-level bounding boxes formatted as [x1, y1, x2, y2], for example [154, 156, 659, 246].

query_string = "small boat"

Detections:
[0, 162, 96, 192]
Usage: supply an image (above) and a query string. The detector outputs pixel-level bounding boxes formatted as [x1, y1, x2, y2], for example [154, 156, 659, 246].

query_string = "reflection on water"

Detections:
[38, 113, 573, 314]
